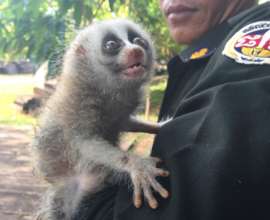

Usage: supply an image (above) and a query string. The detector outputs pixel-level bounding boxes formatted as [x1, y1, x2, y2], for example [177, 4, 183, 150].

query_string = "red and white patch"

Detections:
[223, 21, 270, 65]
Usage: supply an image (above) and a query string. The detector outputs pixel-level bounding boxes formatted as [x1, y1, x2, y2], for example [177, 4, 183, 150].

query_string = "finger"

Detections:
[148, 177, 169, 199]
[133, 179, 142, 208]
[142, 181, 158, 209]
[155, 168, 170, 177]
[151, 157, 163, 164]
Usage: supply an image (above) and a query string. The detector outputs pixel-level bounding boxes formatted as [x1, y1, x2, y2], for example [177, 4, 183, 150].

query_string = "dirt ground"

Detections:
[0, 125, 47, 220]
[0, 124, 154, 220]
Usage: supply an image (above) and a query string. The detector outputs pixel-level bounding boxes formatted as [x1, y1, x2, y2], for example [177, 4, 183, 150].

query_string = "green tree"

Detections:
[0, 0, 181, 64]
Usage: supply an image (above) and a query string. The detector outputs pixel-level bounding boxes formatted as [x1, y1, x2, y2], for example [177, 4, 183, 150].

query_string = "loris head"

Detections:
[63, 19, 155, 90]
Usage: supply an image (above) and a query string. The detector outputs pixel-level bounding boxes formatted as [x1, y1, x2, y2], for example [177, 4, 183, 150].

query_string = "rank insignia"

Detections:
[190, 48, 209, 60]
[222, 21, 270, 65]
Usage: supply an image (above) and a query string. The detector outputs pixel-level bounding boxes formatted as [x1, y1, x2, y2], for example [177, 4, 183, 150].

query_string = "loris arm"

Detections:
[71, 136, 169, 209]
[124, 116, 161, 134]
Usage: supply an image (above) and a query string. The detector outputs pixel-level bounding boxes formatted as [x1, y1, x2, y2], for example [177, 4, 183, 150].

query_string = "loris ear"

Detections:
[75, 45, 87, 56]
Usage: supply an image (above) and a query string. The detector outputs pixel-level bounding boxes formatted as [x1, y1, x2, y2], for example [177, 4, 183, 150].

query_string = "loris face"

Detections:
[68, 19, 155, 88]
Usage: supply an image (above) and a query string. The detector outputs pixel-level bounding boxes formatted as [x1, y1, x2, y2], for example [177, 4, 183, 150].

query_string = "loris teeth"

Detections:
[130, 63, 142, 68]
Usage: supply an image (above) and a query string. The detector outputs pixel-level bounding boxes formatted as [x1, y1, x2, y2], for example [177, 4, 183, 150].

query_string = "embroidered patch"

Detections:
[190, 48, 209, 60]
[222, 21, 270, 65]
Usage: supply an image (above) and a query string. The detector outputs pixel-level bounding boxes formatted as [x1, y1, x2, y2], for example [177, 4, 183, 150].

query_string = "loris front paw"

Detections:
[125, 156, 170, 209]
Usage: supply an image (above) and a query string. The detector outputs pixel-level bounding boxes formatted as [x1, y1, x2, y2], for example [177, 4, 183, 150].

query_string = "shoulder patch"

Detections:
[222, 21, 270, 65]
[190, 48, 209, 60]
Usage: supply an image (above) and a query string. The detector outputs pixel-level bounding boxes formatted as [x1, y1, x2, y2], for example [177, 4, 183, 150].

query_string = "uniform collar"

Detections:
[179, 21, 231, 63]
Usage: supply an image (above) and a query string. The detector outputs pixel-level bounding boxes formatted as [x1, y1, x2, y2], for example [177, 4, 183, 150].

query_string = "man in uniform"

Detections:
[76, 1, 270, 219]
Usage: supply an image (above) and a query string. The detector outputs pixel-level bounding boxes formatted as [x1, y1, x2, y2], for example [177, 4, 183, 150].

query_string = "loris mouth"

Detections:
[122, 62, 146, 79]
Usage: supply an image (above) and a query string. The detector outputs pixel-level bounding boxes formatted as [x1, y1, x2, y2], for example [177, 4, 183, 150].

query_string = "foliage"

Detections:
[112, 0, 182, 60]
[0, 0, 181, 64]
[149, 76, 167, 116]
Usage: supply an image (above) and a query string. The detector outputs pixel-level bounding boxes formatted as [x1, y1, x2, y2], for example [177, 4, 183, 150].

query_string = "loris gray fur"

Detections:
[32, 19, 169, 220]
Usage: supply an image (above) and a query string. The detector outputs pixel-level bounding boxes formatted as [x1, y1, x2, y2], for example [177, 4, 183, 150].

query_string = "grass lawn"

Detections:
[0, 73, 167, 143]
[0, 73, 167, 155]
[127, 76, 167, 155]
[0, 74, 36, 126]
[149, 76, 167, 116]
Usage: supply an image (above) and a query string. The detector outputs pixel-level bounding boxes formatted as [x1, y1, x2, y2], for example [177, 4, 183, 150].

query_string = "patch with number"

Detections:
[222, 21, 270, 65]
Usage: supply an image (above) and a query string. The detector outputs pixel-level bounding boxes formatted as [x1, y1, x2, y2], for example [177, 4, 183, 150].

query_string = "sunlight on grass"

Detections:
[0, 74, 167, 156]
[0, 74, 166, 127]
[127, 76, 167, 155]
[0, 74, 36, 126]
[149, 76, 167, 116]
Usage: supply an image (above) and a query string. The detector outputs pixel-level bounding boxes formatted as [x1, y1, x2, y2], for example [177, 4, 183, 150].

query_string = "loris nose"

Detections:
[127, 47, 144, 62]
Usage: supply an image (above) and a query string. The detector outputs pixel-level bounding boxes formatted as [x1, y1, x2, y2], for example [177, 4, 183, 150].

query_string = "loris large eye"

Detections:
[133, 37, 148, 50]
[103, 40, 122, 54]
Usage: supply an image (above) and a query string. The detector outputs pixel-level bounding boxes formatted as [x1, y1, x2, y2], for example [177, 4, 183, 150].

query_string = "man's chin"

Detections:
[169, 25, 206, 45]
[170, 29, 194, 44]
